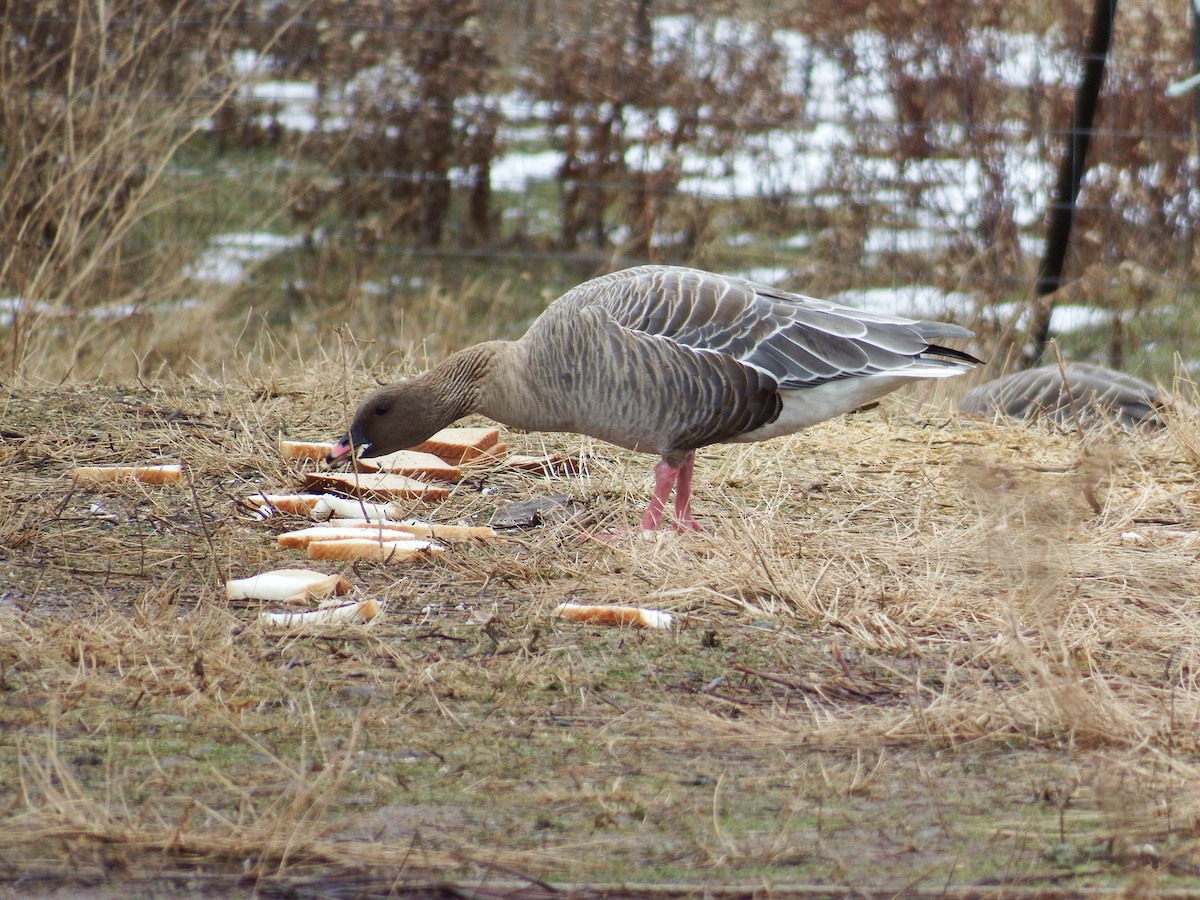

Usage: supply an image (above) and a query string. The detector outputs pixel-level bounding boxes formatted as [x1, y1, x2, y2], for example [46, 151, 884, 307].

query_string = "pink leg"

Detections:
[638, 454, 702, 532]
[672, 453, 701, 532]
[639, 460, 677, 531]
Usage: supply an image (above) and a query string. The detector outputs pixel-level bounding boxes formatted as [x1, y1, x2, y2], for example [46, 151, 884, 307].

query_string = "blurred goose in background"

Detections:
[959, 362, 1170, 432]
[328, 265, 981, 531]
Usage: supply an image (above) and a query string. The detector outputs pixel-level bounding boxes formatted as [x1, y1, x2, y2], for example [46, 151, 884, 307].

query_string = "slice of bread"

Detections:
[226, 568, 352, 603]
[323, 518, 498, 541]
[355, 449, 462, 481]
[72, 464, 183, 485]
[391, 519, 499, 541]
[245, 493, 325, 515]
[303, 471, 450, 502]
[278, 440, 335, 462]
[277, 525, 421, 550]
[306, 539, 443, 562]
[553, 602, 673, 629]
[260, 598, 380, 627]
[412, 427, 501, 464]
[458, 442, 509, 469]
[309, 494, 396, 522]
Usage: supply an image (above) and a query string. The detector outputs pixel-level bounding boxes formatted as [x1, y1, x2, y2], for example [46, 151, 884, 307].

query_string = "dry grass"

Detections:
[4, 4, 1199, 892]
[3, 359, 1200, 894]
[0, 1, 313, 384]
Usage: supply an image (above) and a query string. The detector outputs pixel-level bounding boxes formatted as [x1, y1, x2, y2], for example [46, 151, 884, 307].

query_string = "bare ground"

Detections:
[3, 370, 1200, 896]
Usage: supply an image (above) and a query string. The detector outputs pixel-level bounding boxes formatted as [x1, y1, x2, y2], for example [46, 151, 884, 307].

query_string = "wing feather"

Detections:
[551, 266, 974, 391]
[544, 262, 974, 403]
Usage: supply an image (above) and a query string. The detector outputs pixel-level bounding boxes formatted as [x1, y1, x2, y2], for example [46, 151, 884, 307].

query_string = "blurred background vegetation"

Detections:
[1, 0, 1196, 382]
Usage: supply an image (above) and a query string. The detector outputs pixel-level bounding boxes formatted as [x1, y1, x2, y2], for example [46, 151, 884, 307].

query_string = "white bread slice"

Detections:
[309, 495, 395, 522]
[226, 568, 352, 603]
[355, 449, 462, 481]
[303, 471, 449, 502]
[324, 518, 498, 541]
[553, 602, 673, 629]
[246, 493, 325, 515]
[278, 440, 335, 462]
[72, 464, 183, 485]
[277, 525, 422, 550]
[393, 519, 499, 541]
[260, 598, 380, 627]
[306, 539, 443, 563]
[411, 427, 501, 464]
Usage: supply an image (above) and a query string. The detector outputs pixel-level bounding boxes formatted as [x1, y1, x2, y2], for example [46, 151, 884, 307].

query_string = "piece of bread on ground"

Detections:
[226, 568, 352, 603]
[303, 471, 449, 502]
[355, 449, 462, 481]
[278, 440, 334, 462]
[324, 518, 498, 541]
[277, 524, 423, 550]
[72, 464, 183, 485]
[393, 519, 499, 541]
[504, 453, 585, 476]
[306, 538, 444, 563]
[324, 518, 496, 540]
[458, 442, 508, 469]
[245, 493, 325, 516]
[553, 602, 673, 629]
[309, 494, 395, 522]
[412, 427, 501, 464]
[260, 598, 380, 627]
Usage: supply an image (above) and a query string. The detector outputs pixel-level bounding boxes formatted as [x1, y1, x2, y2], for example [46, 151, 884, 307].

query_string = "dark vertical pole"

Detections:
[1192, 0, 1200, 154]
[1026, 0, 1118, 366]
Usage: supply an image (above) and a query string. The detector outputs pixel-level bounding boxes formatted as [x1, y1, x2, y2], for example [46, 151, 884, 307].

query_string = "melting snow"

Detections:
[489, 151, 562, 189]
[833, 286, 976, 320]
[988, 301, 1113, 333]
[0, 296, 200, 328]
[213, 22, 1072, 270]
[185, 232, 305, 285]
[733, 266, 792, 287]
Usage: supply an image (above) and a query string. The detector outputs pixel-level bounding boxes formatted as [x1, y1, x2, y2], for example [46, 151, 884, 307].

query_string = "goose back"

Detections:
[474, 266, 976, 461]
[960, 362, 1169, 431]
[551, 266, 974, 389]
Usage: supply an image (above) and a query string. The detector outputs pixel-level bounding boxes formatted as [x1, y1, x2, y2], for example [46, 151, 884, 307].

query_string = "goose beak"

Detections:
[325, 428, 370, 466]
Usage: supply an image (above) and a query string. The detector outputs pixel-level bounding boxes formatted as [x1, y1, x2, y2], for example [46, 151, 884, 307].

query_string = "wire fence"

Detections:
[2, 0, 1198, 373]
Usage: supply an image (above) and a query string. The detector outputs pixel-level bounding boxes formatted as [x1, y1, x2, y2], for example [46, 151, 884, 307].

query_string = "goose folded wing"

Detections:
[571, 266, 974, 390]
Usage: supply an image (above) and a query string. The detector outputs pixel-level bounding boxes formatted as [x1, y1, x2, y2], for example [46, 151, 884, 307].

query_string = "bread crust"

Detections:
[245, 493, 324, 515]
[354, 449, 462, 481]
[305, 538, 443, 562]
[276, 525, 422, 549]
[278, 440, 334, 462]
[553, 602, 673, 629]
[303, 471, 450, 501]
[260, 598, 380, 627]
[412, 427, 501, 463]
[72, 464, 183, 485]
[226, 568, 352, 602]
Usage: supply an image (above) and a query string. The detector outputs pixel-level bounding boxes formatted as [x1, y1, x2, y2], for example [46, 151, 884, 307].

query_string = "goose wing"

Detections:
[552, 266, 975, 390]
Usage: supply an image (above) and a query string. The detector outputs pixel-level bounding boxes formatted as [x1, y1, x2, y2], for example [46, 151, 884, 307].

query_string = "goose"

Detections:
[328, 265, 981, 531]
[959, 362, 1169, 432]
